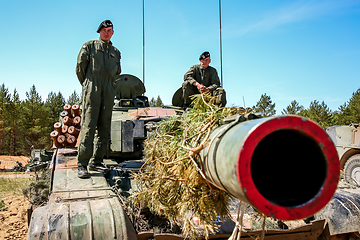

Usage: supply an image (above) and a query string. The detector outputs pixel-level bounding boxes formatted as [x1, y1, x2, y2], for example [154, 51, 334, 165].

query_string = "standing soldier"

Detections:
[76, 20, 121, 178]
[182, 51, 226, 107]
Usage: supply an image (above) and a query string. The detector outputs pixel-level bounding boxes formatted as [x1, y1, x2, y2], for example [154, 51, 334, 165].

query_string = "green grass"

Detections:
[0, 175, 34, 196]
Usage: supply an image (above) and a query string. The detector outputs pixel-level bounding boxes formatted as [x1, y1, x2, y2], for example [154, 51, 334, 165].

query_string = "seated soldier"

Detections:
[182, 51, 226, 107]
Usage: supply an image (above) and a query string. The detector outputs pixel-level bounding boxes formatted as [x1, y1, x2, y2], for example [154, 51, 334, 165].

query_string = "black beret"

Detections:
[97, 20, 113, 33]
[199, 51, 210, 60]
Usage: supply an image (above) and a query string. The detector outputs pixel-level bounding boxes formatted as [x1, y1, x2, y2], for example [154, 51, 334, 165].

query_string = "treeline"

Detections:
[2, 82, 360, 156]
[0, 84, 81, 156]
[149, 96, 164, 107]
[151, 90, 360, 129]
[252, 89, 360, 128]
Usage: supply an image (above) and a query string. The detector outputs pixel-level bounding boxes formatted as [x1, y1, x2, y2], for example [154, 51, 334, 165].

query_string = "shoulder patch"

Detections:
[82, 45, 86, 49]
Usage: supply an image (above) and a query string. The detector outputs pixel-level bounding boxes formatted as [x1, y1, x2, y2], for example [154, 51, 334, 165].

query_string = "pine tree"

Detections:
[149, 96, 164, 107]
[300, 100, 334, 128]
[281, 100, 304, 115]
[67, 91, 81, 106]
[155, 95, 164, 107]
[45, 91, 66, 128]
[8, 89, 24, 155]
[253, 93, 276, 117]
[22, 85, 50, 152]
[336, 88, 360, 125]
[331, 111, 342, 126]
[0, 84, 10, 155]
[149, 97, 155, 107]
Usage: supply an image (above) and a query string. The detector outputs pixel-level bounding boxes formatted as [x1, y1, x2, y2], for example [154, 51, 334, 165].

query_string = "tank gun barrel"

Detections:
[200, 115, 340, 220]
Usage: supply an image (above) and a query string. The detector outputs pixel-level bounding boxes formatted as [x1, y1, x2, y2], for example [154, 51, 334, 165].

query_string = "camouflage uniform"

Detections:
[76, 39, 121, 167]
[182, 64, 226, 106]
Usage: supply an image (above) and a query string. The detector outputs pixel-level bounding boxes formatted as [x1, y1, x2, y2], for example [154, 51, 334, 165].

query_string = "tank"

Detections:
[27, 74, 346, 239]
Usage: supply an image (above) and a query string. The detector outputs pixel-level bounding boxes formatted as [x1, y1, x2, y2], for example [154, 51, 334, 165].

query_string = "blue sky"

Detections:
[0, 0, 359, 114]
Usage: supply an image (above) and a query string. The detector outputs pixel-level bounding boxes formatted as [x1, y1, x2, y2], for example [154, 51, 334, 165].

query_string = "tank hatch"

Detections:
[114, 74, 146, 100]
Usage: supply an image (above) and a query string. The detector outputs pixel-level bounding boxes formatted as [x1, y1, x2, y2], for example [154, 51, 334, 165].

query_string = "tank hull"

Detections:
[27, 148, 137, 240]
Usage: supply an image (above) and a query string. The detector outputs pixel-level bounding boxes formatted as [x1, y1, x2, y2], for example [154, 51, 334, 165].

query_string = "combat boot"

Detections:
[89, 163, 110, 175]
[78, 166, 90, 179]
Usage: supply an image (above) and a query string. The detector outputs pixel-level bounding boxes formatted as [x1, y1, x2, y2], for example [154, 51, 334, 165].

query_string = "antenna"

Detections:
[218, 0, 223, 87]
[142, 0, 145, 85]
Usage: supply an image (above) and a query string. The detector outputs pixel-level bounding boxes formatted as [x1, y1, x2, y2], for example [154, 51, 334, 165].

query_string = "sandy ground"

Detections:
[0, 156, 29, 171]
[0, 195, 30, 240]
[0, 170, 34, 240]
